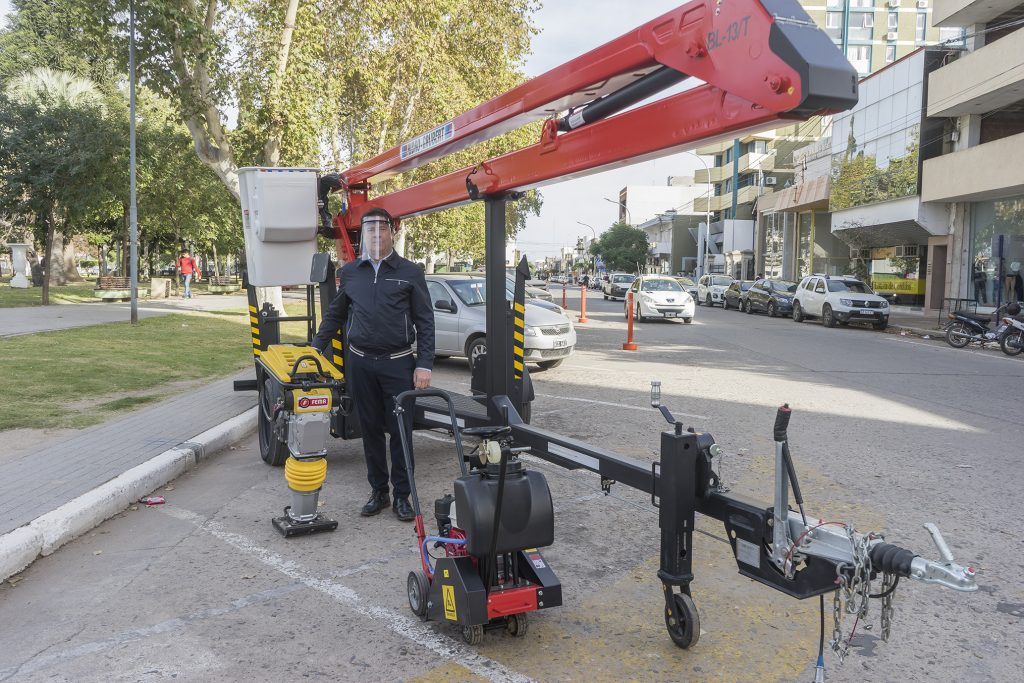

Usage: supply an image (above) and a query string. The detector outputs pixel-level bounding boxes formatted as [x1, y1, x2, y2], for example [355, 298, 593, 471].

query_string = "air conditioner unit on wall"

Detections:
[889, 0, 901, 8]
[764, 176, 777, 186]
[887, 31, 898, 41]
[917, 0, 928, 9]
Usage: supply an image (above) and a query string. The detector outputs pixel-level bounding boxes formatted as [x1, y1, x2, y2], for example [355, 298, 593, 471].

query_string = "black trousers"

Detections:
[348, 351, 415, 498]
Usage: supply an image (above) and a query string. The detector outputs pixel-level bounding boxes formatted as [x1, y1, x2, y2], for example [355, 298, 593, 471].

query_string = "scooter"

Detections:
[944, 302, 1020, 349]
[999, 313, 1024, 356]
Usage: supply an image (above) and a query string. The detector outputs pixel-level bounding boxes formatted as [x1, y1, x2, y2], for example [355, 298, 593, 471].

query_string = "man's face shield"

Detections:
[361, 216, 394, 261]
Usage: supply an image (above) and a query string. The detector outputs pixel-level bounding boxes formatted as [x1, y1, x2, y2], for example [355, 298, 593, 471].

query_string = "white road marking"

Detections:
[882, 336, 1024, 364]
[533, 393, 707, 419]
[158, 506, 535, 683]
[446, 380, 707, 419]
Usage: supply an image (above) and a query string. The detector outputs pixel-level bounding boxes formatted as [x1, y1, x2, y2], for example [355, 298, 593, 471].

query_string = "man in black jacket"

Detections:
[312, 208, 434, 521]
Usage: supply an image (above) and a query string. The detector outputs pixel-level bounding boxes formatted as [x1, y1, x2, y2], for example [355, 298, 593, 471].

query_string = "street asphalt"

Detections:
[1, 288, 1022, 682]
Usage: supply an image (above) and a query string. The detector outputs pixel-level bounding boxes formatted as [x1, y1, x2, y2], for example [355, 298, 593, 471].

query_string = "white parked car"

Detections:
[624, 275, 695, 323]
[426, 274, 577, 369]
[791, 274, 889, 330]
[696, 274, 734, 307]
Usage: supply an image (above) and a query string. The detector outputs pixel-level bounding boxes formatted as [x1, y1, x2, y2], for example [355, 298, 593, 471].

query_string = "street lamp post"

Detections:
[575, 220, 597, 275]
[681, 151, 713, 277]
[603, 196, 632, 226]
[128, 0, 138, 324]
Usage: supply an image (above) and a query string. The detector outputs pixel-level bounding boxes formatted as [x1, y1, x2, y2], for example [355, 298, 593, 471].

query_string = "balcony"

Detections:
[695, 185, 764, 213]
[933, 0, 1022, 27]
[694, 153, 778, 185]
[927, 26, 1024, 117]
[921, 131, 1024, 202]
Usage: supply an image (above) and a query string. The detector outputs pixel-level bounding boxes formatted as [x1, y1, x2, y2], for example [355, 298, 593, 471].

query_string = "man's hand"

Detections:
[414, 368, 432, 389]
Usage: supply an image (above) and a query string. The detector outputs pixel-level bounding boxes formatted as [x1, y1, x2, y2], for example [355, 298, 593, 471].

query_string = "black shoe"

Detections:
[393, 497, 415, 522]
[360, 490, 390, 517]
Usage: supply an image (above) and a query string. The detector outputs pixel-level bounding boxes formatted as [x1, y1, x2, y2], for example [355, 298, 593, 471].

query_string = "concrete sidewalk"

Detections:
[0, 293, 251, 337]
[0, 370, 258, 580]
[886, 307, 944, 336]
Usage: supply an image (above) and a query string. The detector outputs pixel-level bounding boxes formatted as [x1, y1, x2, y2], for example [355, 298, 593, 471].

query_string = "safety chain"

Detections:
[879, 571, 896, 642]
[829, 528, 900, 662]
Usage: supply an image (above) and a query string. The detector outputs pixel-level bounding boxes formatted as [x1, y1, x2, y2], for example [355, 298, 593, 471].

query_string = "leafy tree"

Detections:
[590, 223, 648, 273]
[0, 69, 124, 303]
[0, 0, 113, 82]
[75, 0, 541, 248]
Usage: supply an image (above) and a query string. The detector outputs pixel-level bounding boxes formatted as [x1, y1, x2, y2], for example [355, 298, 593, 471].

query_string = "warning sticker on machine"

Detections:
[735, 538, 760, 568]
[529, 553, 545, 569]
[400, 121, 454, 160]
[442, 584, 457, 621]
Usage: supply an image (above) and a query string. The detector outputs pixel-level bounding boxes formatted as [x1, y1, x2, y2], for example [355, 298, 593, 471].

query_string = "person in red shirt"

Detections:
[177, 250, 200, 298]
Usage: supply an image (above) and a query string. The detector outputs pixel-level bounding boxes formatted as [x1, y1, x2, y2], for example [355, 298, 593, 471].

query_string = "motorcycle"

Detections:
[999, 314, 1024, 356]
[944, 302, 1021, 349]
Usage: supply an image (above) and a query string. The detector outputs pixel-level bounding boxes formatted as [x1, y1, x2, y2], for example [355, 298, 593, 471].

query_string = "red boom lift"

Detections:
[246, 0, 977, 662]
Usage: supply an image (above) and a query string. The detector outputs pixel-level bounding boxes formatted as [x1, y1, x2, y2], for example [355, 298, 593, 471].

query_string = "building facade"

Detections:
[616, 177, 705, 227]
[921, 0, 1024, 310]
[806, 0, 959, 76]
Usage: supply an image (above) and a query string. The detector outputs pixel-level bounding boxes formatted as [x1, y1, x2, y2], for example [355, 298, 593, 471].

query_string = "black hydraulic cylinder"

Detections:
[774, 404, 805, 509]
[557, 66, 689, 132]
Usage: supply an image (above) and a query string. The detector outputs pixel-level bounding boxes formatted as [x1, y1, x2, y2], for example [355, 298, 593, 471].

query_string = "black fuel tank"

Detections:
[453, 464, 554, 557]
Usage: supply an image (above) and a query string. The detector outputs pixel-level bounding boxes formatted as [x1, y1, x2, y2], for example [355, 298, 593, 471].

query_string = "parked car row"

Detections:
[709, 274, 890, 330]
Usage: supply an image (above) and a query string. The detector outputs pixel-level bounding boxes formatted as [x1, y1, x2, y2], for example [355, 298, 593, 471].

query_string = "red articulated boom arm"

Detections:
[325, 0, 857, 260]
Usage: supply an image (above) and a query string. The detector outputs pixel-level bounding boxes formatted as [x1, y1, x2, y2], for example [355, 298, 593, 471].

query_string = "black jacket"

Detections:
[312, 253, 435, 370]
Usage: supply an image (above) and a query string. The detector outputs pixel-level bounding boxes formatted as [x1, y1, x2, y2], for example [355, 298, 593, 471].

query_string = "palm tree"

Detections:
[4, 68, 107, 298]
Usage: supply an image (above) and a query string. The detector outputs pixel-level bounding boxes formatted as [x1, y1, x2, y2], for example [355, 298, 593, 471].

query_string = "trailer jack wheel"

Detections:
[407, 570, 429, 618]
[462, 624, 484, 645]
[665, 592, 700, 649]
[506, 612, 528, 637]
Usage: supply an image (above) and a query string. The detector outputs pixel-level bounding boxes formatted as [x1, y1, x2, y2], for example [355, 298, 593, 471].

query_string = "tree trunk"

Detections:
[212, 243, 221, 277]
[262, 0, 301, 166]
[61, 237, 83, 282]
[48, 240, 69, 286]
[99, 243, 106, 276]
[42, 209, 57, 305]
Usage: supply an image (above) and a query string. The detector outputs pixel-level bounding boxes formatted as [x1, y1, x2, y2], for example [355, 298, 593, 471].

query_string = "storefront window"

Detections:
[970, 197, 1024, 307]
[797, 213, 812, 277]
[760, 211, 792, 279]
[810, 212, 850, 276]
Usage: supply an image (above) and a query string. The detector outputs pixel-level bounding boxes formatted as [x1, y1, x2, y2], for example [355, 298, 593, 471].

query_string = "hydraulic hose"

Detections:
[421, 536, 467, 577]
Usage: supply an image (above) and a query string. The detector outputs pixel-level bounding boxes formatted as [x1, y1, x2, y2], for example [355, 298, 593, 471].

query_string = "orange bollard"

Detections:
[562, 280, 567, 308]
[623, 291, 638, 350]
[578, 282, 589, 324]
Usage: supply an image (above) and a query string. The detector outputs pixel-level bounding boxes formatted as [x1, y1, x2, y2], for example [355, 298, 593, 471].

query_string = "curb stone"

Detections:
[0, 407, 257, 582]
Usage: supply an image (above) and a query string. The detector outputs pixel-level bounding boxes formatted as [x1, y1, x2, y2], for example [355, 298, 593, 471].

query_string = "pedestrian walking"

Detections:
[312, 208, 434, 521]
[177, 250, 200, 298]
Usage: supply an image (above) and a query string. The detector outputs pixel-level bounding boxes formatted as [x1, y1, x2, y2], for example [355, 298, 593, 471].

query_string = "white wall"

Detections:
[622, 184, 704, 225]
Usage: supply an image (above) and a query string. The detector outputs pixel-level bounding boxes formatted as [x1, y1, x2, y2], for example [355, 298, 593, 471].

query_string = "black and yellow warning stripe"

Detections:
[331, 333, 345, 379]
[249, 304, 261, 357]
[512, 301, 525, 381]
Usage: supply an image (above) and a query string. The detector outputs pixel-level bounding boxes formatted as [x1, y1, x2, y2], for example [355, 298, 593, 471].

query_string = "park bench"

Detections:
[94, 276, 148, 301]
[206, 275, 241, 294]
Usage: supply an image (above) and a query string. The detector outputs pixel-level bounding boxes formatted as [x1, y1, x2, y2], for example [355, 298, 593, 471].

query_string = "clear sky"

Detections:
[0, 0, 705, 258]
[520, 0, 706, 258]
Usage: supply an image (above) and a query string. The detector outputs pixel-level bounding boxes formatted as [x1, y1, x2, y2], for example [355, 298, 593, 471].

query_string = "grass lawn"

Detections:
[0, 312, 304, 431]
[0, 280, 98, 307]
